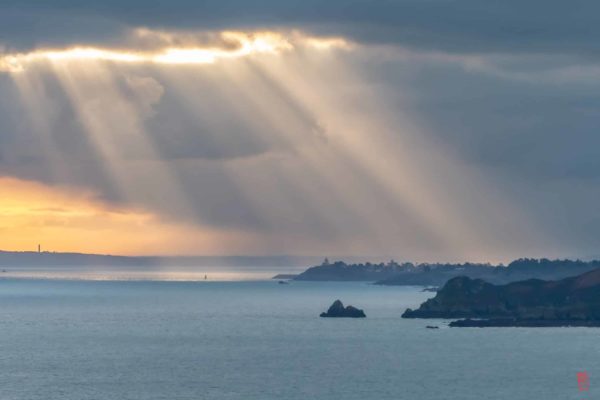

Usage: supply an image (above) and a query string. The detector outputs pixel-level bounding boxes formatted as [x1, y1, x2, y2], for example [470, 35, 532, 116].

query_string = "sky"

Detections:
[0, 1, 599, 262]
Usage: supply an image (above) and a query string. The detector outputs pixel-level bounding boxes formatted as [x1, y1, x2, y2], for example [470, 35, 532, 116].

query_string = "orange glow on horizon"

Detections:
[0, 177, 254, 256]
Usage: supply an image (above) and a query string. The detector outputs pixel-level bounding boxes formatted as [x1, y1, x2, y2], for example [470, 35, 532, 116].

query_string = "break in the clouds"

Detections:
[0, 2, 599, 261]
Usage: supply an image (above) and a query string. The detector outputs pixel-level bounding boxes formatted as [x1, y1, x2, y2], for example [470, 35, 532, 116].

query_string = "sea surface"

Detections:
[0, 268, 598, 399]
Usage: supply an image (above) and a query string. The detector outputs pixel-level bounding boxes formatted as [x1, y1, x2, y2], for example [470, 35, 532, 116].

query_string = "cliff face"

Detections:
[402, 268, 600, 321]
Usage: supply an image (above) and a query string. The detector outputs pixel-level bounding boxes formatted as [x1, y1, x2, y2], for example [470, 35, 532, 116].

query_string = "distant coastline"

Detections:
[292, 258, 600, 286]
[5, 250, 600, 291]
[0, 250, 324, 268]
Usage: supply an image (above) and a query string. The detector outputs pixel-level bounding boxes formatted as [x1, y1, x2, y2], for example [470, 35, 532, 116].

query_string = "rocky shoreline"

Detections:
[403, 268, 600, 327]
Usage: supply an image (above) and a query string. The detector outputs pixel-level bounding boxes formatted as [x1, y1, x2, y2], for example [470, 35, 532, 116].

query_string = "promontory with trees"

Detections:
[293, 258, 600, 286]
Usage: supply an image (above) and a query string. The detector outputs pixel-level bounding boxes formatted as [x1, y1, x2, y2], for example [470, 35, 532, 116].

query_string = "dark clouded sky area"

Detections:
[0, 1, 598, 261]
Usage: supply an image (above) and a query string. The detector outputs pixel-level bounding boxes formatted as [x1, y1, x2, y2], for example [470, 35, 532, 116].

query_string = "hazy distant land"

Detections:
[4, 250, 600, 291]
[0, 250, 323, 268]
[293, 258, 600, 286]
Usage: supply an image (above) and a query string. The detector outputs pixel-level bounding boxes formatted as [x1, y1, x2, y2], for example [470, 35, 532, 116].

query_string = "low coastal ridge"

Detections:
[291, 258, 600, 286]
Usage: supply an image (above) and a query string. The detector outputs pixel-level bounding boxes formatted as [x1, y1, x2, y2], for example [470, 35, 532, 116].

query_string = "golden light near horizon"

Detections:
[0, 30, 352, 73]
[0, 177, 261, 256]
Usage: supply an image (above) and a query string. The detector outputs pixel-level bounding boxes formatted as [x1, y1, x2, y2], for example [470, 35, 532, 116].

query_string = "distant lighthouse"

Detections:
[38, 244, 41, 253]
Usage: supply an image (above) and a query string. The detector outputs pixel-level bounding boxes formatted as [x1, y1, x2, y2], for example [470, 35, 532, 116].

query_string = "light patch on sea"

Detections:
[0, 265, 306, 281]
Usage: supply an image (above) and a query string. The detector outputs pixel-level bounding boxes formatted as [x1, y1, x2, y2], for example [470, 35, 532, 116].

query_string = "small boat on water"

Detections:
[278, 280, 289, 285]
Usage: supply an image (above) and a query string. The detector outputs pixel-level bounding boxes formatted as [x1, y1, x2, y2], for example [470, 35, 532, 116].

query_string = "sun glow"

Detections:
[0, 30, 350, 72]
[0, 177, 258, 255]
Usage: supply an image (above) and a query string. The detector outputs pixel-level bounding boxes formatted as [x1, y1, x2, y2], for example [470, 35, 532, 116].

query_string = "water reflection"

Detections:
[0, 265, 305, 281]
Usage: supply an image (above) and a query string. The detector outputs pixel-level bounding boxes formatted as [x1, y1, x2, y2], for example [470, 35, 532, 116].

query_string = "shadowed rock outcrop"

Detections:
[320, 300, 366, 318]
[402, 268, 600, 327]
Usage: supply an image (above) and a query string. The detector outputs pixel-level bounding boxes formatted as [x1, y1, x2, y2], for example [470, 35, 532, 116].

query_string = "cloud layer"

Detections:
[0, 3, 599, 261]
[2, 1, 600, 55]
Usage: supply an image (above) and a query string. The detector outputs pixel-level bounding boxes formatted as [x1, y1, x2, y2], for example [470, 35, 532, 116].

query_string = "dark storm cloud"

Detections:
[0, 6, 127, 51]
[376, 59, 600, 180]
[2, 1, 600, 56]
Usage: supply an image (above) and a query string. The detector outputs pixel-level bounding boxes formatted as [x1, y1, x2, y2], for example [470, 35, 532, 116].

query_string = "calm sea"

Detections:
[0, 269, 598, 399]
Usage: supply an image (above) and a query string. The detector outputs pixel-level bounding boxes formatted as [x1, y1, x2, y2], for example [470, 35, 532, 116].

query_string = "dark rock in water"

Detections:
[278, 280, 289, 285]
[320, 300, 366, 318]
[402, 267, 600, 327]
[426, 325, 439, 329]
